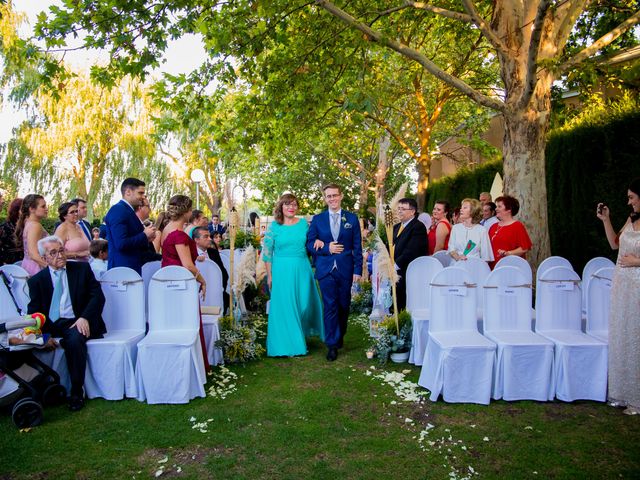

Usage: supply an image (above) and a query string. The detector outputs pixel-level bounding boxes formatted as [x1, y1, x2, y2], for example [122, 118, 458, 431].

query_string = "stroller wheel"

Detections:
[43, 384, 67, 407]
[12, 398, 43, 429]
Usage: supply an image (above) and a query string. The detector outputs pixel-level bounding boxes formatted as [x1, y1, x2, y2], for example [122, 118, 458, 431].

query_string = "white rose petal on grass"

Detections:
[154, 468, 164, 477]
[524, 426, 533, 430]
[405, 418, 414, 423]
[483, 437, 490, 442]
[158, 456, 168, 464]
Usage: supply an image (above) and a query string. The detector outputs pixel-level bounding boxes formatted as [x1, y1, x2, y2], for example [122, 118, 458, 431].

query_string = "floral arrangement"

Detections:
[222, 230, 261, 249]
[350, 280, 373, 315]
[215, 314, 266, 364]
[368, 310, 412, 364]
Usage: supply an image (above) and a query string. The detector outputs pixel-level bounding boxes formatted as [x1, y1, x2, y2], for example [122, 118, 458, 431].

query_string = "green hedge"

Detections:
[424, 159, 503, 212]
[546, 107, 640, 272]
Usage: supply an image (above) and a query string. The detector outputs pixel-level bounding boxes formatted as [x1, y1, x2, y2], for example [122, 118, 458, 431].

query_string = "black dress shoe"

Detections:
[326, 347, 338, 362]
[68, 395, 85, 412]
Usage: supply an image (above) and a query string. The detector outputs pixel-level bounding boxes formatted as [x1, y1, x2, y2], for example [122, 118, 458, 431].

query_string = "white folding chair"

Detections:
[406, 256, 443, 366]
[141, 260, 161, 321]
[536, 266, 607, 402]
[581, 257, 615, 318]
[83, 267, 146, 400]
[432, 250, 451, 268]
[535, 256, 574, 315]
[0, 264, 31, 314]
[585, 266, 614, 343]
[220, 255, 231, 294]
[483, 267, 554, 401]
[135, 266, 206, 404]
[196, 259, 224, 366]
[418, 267, 496, 404]
[455, 258, 491, 332]
[494, 255, 533, 285]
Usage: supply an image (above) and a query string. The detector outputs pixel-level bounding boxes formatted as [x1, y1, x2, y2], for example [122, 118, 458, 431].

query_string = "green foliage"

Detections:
[424, 160, 503, 213]
[222, 230, 261, 249]
[215, 314, 266, 365]
[349, 281, 373, 315]
[546, 93, 640, 272]
[371, 310, 413, 363]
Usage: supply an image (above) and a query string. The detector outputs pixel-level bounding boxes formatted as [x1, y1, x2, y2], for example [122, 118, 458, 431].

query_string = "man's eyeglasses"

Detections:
[46, 249, 66, 258]
[397, 207, 414, 211]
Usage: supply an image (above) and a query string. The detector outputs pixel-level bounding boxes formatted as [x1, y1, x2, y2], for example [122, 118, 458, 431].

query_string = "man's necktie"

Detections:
[80, 221, 91, 240]
[397, 223, 405, 237]
[331, 213, 340, 241]
[49, 270, 63, 322]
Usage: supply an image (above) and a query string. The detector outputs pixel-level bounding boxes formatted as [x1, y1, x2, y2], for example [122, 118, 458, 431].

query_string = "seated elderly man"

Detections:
[192, 226, 230, 313]
[27, 235, 106, 411]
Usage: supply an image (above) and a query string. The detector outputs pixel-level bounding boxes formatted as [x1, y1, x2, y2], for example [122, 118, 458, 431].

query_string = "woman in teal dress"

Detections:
[263, 194, 324, 356]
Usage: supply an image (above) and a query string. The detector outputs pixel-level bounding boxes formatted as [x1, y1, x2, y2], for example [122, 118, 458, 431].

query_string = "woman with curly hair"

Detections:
[262, 193, 323, 357]
[15, 194, 49, 275]
[54, 202, 91, 262]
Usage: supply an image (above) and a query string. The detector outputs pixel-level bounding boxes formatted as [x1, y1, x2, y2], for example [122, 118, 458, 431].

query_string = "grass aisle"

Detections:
[1, 322, 639, 479]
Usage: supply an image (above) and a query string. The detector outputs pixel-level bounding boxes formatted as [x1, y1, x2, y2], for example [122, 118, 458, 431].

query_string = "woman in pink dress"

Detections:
[15, 194, 49, 276]
[54, 202, 91, 262]
[161, 194, 209, 370]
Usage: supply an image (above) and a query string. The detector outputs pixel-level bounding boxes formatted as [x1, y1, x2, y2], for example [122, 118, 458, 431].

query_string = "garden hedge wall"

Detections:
[424, 105, 640, 273]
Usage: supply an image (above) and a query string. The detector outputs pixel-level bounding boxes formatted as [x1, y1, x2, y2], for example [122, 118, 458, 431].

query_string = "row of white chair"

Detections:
[407, 257, 613, 403]
[1, 262, 227, 404]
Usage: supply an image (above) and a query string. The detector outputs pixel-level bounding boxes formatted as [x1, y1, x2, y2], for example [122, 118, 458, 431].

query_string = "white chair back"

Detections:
[196, 259, 224, 309]
[586, 266, 614, 338]
[581, 257, 615, 312]
[100, 267, 145, 332]
[405, 256, 443, 314]
[429, 267, 477, 333]
[0, 264, 30, 314]
[141, 260, 161, 318]
[148, 266, 200, 331]
[535, 266, 582, 332]
[456, 258, 491, 312]
[220, 249, 230, 259]
[484, 266, 532, 332]
[0, 277, 20, 322]
[494, 255, 533, 285]
[537, 256, 573, 280]
[432, 250, 451, 267]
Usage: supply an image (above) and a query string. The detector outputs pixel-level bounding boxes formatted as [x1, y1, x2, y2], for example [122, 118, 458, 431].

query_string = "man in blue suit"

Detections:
[307, 183, 362, 361]
[103, 178, 157, 274]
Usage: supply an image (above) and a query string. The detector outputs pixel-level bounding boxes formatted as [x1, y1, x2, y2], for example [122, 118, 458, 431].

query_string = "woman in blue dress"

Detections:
[263, 194, 324, 356]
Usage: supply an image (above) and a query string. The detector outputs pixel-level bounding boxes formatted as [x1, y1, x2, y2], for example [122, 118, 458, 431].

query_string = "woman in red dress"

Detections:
[161, 194, 209, 370]
[427, 200, 452, 255]
[488, 195, 533, 269]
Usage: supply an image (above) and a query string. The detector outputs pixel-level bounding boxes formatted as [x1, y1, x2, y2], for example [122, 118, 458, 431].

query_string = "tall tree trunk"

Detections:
[416, 150, 430, 212]
[375, 132, 391, 210]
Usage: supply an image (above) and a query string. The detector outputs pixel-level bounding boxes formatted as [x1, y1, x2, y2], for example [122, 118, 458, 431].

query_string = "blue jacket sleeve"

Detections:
[306, 215, 330, 257]
[109, 214, 149, 253]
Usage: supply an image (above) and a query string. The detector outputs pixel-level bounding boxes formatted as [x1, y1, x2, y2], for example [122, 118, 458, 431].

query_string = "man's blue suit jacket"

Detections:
[306, 210, 362, 280]
[104, 200, 148, 273]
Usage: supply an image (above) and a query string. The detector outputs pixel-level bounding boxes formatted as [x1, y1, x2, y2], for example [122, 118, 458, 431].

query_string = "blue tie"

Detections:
[79, 221, 91, 240]
[49, 270, 63, 322]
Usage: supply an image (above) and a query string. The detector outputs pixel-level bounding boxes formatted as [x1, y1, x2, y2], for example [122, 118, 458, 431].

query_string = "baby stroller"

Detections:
[1, 275, 67, 428]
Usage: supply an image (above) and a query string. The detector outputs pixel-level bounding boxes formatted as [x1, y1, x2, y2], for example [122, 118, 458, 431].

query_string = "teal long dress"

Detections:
[262, 219, 324, 356]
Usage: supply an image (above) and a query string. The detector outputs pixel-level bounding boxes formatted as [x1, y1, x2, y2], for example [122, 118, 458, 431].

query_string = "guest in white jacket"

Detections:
[448, 198, 494, 263]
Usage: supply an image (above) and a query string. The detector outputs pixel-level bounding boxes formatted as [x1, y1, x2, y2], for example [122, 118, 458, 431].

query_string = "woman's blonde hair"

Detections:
[273, 193, 298, 224]
[166, 195, 192, 221]
[462, 198, 483, 224]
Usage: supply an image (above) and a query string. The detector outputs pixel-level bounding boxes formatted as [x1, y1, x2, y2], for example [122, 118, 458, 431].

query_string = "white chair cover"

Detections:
[494, 255, 533, 284]
[141, 260, 161, 321]
[220, 255, 231, 294]
[405, 256, 443, 365]
[535, 256, 574, 316]
[432, 250, 451, 267]
[585, 266, 614, 343]
[455, 258, 491, 331]
[536, 266, 607, 402]
[196, 259, 224, 366]
[581, 257, 615, 316]
[483, 267, 555, 401]
[84, 267, 146, 400]
[418, 267, 496, 404]
[220, 249, 230, 259]
[135, 266, 206, 404]
[0, 264, 31, 314]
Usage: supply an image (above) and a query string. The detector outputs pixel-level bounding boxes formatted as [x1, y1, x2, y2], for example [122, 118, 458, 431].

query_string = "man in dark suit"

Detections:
[208, 214, 226, 236]
[192, 227, 230, 313]
[393, 198, 428, 312]
[307, 183, 362, 361]
[134, 197, 162, 265]
[27, 235, 106, 411]
[103, 178, 157, 274]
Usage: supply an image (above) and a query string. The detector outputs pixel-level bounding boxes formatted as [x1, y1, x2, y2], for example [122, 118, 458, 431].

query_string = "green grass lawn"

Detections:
[1, 322, 639, 480]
